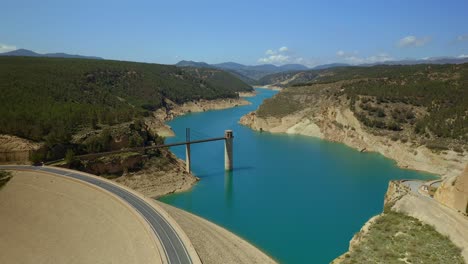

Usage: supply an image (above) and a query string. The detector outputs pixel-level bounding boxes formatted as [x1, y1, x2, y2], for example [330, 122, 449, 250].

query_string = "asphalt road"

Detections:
[0, 165, 193, 264]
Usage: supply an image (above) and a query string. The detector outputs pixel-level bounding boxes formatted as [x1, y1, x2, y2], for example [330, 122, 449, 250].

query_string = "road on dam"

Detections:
[0, 165, 194, 264]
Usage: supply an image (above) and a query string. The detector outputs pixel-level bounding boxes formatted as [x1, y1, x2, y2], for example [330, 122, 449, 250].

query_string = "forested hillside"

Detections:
[320, 64, 468, 143]
[0, 57, 252, 144]
[257, 63, 468, 149]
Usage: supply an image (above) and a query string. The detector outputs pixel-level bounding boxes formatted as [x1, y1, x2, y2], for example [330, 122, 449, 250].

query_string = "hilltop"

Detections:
[175, 60, 308, 82]
[0, 48, 103, 60]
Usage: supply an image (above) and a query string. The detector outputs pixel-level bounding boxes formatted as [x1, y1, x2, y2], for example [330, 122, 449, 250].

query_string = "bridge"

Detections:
[71, 129, 234, 173]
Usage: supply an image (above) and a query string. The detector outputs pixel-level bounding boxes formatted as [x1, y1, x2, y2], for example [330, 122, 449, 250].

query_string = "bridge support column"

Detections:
[186, 128, 191, 173]
[186, 144, 191, 173]
[224, 130, 233, 171]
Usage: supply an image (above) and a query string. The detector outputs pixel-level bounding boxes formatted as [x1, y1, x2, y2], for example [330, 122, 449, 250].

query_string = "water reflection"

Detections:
[224, 170, 233, 208]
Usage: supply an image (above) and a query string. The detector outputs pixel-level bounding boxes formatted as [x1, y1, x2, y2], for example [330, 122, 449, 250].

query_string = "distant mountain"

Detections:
[213, 62, 246, 70]
[175, 60, 309, 81]
[1, 49, 39, 57]
[361, 57, 468, 66]
[0, 49, 103, 60]
[312, 63, 350, 70]
[258, 56, 468, 88]
[175, 60, 211, 68]
[278, 64, 309, 71]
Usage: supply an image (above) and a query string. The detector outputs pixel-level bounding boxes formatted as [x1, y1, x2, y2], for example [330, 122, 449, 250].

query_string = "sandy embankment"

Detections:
[115, 149, 199, 198]
[252, 85, 282, 91]
[238, 91, 257, 97]
[240, 106, 467, 178]
[0, 171, 163, 264]
[147, 97, 250, 137]
[120, 96, 250, 197]
[0, 169, 277, 264]
[334, 176, 468, 263]
[0, 135, 42, 164]
[157, 202, 277, 264]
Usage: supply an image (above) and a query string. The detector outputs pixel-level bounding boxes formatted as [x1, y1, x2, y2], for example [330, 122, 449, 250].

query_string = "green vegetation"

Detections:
[256, 82, 339, 118]
[341, 211, 464, 264]
[340, 64, 468, 141]
[180, 67, 253, 93]
[257, 70, 319, 87]
[258, 63, 468, 149]
[0, 170, 12, 189]
[257, 94, 302, 117]
[0, 57, 252, 144]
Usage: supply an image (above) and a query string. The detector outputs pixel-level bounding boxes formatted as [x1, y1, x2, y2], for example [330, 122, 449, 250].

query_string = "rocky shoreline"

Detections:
[252, 85, 282, 91]
[0, 96, 251, 199]
[117, 96, 251, 198]
[239, 90, 468, 262]
[333, 169, 468, 263]
[147, 97, 251, 138]
[240, 106, 467, 179]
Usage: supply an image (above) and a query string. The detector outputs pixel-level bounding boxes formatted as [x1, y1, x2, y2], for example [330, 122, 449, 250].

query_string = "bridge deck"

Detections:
[74, 137, 226, 160]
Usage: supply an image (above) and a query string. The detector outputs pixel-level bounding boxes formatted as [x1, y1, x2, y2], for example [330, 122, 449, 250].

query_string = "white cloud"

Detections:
[336, 50, 358, 58]
[456, 34, 468, 42]
[0, 43, 17, 53]
[258, 46, 294, 65]
[336, 50, 393, 64]
[257, 46, 319, 67]
[397, 35, 431, 47]
[258, 54, 290, 64]
[458, 54, 468, 58]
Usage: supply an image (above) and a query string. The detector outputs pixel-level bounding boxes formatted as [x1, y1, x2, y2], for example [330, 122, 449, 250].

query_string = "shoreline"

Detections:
[252, 85, 282, 91]
[124, 96, 252, 199]
[147, 96, 251, 138]
[146, 93, 278, 263]
[239, 110, 467, 179]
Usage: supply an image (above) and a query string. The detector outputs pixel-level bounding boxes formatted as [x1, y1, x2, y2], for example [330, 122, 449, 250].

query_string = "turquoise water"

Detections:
[159, 88, 436, 263]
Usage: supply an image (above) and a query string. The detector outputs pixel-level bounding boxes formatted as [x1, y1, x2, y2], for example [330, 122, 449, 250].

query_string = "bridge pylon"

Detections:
[224, 130, 233, 171]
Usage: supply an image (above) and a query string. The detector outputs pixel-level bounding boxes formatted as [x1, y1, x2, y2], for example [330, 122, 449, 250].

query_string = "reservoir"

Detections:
[159, 88, 436, 263]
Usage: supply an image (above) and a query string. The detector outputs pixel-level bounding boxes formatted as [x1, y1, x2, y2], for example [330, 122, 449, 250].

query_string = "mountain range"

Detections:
[0, 49, 103, 60]
[177, 56, 468, 85]
[176, 60, 309, 82]
[3, 49, 467, 84]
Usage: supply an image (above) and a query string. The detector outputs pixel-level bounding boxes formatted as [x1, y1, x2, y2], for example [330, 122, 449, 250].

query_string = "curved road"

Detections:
[0, 165, 193, 264]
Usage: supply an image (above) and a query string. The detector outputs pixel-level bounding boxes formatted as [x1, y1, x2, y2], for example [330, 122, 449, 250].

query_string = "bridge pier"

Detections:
[186, 128, 191, 173]
[185, 144, 191, 173]
[224, 130, 233, 171]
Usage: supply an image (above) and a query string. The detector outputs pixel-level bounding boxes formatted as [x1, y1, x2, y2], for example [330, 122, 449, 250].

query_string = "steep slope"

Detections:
[0, 56, 252, 142]
[241, 64, 468, 177]
[333, 179, 467, 263]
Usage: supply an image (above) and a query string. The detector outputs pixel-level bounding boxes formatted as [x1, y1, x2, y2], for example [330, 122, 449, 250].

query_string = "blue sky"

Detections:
[1, 0, 467, 66]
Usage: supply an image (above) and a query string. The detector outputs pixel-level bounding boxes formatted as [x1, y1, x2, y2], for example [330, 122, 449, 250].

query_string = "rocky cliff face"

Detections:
[332, 180, 408, 263]
[147, 97, 250, 138]
[0, 135, 43, 164]
[435, 166, 468, 215]
[240, 90, 467, 178]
